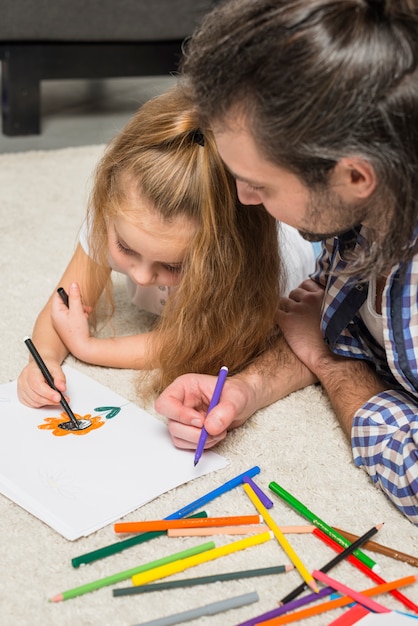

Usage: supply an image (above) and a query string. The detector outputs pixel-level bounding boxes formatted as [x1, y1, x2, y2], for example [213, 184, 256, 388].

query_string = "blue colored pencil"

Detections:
[71, 466, 260, 567]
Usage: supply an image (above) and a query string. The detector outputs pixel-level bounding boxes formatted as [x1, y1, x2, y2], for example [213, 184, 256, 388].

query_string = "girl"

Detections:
[18, 86, 316, 408]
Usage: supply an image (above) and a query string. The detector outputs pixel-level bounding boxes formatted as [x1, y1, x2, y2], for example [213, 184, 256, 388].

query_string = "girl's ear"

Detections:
[331, 157, 377, 202]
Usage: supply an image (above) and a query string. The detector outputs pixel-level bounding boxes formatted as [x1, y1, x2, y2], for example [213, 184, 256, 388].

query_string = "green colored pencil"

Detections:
[268, 481, 379, 572]
[49, 541, 215, 602]
[71, 511, 208, 568]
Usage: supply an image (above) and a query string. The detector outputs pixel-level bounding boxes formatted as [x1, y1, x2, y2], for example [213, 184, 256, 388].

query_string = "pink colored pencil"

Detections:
[312, 569, 391, 613]
[253, 574, 416, 625]
[313, 527, 418, 613]
[168, 524, 268, 536]
[167, 524, 314, 537]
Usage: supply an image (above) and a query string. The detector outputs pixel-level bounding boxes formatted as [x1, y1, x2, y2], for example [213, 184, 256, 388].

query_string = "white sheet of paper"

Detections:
[349, 612, 418, 624]
[0, 366, 229, 540]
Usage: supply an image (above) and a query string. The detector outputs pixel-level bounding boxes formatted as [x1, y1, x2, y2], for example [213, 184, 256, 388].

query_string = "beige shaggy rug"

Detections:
[0, 145, 417, 626]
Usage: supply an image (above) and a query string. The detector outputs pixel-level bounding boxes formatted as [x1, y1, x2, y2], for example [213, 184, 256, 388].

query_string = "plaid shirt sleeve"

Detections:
[311, 237, 418, 525]
[352, 391, 418, 524]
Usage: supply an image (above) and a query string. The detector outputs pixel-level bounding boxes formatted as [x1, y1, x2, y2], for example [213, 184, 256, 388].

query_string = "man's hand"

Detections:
[155, 373, 256, 450]
[277, 279, 329, 373]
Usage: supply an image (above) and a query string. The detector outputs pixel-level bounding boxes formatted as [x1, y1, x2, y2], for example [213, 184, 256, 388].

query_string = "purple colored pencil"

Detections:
[242, 476, 274, 509]
[194, 366, 228, 465]
[235, 587, 333, 626]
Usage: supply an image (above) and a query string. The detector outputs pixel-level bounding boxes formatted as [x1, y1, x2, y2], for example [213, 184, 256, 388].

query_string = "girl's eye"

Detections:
[116, 240, 136, 255]
[164, 264, 182, 274]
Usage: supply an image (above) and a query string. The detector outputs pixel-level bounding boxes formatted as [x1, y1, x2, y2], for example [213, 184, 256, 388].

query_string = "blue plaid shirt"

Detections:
[311, 229, 418, 525]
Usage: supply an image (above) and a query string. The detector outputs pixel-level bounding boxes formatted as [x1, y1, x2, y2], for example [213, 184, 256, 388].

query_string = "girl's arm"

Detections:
[51, 281, 158, 369]
[17, 244, 109, 407]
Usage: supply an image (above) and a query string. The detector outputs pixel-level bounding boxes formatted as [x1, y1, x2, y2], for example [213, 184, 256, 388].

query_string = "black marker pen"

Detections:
[57, 287, 69, 308]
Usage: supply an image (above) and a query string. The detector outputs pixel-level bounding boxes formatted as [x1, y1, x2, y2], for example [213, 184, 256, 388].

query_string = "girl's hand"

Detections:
[277, 278, 329, 374]
[17, 359, 67, 408]
[51, 282, 93, 358]
[155, 374, 254, 450]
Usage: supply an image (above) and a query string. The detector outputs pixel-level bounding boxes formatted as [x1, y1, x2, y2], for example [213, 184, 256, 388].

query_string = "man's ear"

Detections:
[331, 157, 377, 201]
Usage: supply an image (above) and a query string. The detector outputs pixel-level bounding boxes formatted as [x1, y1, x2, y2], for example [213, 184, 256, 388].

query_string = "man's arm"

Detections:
[352, 389, 418, 524]
[279, 279, 418, 524]
[156, 334, 317, 450]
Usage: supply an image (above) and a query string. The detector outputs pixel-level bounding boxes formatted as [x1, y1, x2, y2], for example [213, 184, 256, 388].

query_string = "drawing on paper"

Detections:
[94, 406, 122, 419]
[38, 467, 78, 499]
[38, 412, 104, 436]
[37, 405, 125, 435]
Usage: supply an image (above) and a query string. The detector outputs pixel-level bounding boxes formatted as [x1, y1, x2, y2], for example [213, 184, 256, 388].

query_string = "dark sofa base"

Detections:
[0, 41, 183, 136]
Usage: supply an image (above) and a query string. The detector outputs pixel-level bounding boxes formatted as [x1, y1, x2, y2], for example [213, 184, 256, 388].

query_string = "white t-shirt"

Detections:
[79, 220, 317, 315]
[359, 276, 384, 346]
[278, 222, 318, 296]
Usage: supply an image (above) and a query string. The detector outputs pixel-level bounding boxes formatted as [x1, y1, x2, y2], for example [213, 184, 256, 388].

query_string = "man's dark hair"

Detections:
[182, 0, 418, 275]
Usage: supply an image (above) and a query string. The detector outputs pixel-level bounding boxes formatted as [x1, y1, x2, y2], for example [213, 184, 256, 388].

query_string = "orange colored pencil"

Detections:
[333, 526, 418, 568]
[313, 527, 418, 614]
[312, 569, 390, 613]
[259, 575, 417, 625]
[168, 524, 314, 537]
[114, 514, 261, 533]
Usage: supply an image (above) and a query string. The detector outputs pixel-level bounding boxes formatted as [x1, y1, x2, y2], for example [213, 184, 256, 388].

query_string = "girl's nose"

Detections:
[130, 261, 156, 286]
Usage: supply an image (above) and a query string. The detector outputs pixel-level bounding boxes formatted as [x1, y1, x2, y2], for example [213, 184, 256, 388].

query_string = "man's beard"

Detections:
[298, 185, 370, 242]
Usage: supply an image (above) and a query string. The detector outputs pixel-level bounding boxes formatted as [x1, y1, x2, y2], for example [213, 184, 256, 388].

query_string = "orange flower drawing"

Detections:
[38, 412, 104, 436]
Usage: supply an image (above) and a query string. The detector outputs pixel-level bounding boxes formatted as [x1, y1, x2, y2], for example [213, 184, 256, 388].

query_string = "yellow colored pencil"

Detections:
[243, 483, 318, 593]
[131, 530, 273, 586]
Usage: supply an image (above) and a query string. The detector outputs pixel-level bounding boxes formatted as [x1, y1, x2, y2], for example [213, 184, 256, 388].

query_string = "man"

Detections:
[155, 0, 418, 524]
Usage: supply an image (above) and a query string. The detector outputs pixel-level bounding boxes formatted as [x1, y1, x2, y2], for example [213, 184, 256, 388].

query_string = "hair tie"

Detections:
[191, 129, 205, 146]
[366, 0, 386, 18]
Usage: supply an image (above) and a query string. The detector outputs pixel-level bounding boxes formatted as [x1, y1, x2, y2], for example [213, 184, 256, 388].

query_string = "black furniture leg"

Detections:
[1, 45, 41, 136]
[0, 41, 183, 136]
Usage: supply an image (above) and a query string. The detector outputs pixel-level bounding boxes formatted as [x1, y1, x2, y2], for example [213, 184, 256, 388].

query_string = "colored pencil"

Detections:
[113, 564, 293, 596]
[269, 481, 379, 571]
[49, 541, 215, 602]
[234, 588, 334, 626]
[333, 526, 418, 568]
[23, 336, 82, 430]
[312, 569, 391, 613]
[132, 591, 259, 626]
[242, 476, 274, 509]
[194, 365, 228, 465]
[131, 530, 273, 586]
[326, 604, 370, 626]
[71, 465, 260, 567]
[313, 527, 418, 614]
[167, 524, 314, 537]
[114, 514, 262, 533]
[279, 523, 383, 605]
[168, 524, 267, 536]
[253, 575, 417, 625]
[243, 483, 318, 593]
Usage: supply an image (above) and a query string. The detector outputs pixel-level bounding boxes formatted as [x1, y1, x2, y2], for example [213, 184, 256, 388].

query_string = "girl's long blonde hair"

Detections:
[87, 86, 282, 394]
